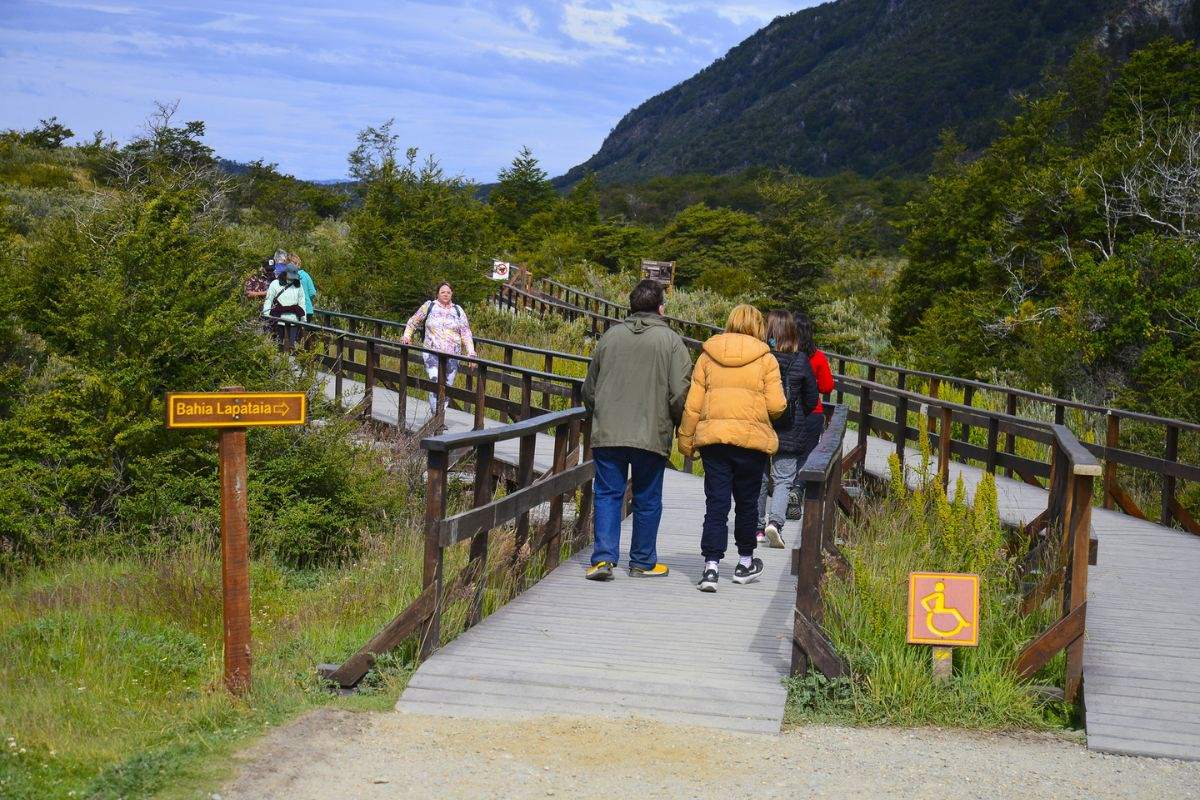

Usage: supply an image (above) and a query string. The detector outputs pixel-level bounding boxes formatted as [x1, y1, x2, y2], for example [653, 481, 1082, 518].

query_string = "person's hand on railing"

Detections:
[401, 334, 412, 345]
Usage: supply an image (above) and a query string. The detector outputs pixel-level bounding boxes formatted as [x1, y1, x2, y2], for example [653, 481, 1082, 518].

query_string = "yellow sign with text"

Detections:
[906, 572, 980, 647]
[166, 391, 307, 429]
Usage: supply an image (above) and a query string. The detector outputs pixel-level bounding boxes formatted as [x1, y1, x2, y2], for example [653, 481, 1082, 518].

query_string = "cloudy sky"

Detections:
[1, 1, 817, 181]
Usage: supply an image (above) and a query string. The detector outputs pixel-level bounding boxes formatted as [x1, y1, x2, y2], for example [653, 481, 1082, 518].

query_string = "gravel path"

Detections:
[222, 709, 1200, 799]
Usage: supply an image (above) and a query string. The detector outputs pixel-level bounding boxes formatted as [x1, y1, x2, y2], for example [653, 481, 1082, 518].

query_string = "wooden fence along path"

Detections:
[296, 295, 1199, 758]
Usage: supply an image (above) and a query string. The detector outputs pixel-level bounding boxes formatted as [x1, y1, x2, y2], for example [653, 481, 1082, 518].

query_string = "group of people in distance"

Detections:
[582, 279, 833, 591]
[244, 249, 318, 347]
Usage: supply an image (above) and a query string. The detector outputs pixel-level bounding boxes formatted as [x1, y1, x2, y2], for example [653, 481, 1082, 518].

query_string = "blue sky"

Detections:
[0, 1, 818, 181]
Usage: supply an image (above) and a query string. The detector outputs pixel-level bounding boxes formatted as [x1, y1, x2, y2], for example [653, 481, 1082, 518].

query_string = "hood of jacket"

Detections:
[621, 311, 671, 335]
[702, 332, 770, 368]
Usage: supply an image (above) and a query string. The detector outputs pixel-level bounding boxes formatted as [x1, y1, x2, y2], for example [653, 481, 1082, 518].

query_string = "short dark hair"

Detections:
[629, 279, 664, 314]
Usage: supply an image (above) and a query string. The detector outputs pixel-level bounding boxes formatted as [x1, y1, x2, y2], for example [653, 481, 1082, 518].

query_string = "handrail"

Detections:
[422, 407, 586, 452]
[314, 308, 593, 365]
[503, 279, 1197, 532]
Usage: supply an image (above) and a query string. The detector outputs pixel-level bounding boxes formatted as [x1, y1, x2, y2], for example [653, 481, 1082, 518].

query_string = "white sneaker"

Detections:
[755, 530, 767, 545]
[764, 523, 785, 548]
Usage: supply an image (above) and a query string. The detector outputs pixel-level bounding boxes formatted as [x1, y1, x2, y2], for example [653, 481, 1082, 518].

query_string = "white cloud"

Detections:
[561, 4, 632, 50]
[515, 5, 538, 33]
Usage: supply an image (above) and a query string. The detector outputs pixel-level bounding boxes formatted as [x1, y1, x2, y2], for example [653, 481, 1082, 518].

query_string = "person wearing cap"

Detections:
[287, 252, 318, 320]
[262, 262, 307, 348]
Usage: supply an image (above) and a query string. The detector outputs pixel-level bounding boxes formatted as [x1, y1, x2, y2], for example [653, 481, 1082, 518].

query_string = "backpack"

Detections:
[773, 356, 799, 432]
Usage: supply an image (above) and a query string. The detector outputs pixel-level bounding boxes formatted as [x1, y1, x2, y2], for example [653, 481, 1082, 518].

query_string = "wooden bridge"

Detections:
[287, 282, 1199, 760]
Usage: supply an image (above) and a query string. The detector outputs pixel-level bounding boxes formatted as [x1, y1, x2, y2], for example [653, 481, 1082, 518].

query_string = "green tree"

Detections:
[654, 203, 763, 288]
[343, 147, 498, 313]
[757, 173, 839, 302]
[490, 146, 556, 232]
[2, 116, 75, 149]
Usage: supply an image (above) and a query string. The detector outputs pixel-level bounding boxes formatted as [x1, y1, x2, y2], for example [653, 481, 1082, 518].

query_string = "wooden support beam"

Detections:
[1014, 601, 1086, 682]
[792, 610, 848, 680]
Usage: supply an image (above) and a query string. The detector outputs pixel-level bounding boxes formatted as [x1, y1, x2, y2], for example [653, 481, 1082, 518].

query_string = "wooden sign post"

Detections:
[166, 388, 307, 694]
[906, 572, 980, 684]
[640, 259, 676, 293]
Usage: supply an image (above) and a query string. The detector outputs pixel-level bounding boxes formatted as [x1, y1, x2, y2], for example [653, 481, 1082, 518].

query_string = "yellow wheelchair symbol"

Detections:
[920, 581, 972, 638]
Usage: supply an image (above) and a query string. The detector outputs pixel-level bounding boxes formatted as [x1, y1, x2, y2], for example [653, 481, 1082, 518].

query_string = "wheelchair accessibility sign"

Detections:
[907, 572, 980, 647]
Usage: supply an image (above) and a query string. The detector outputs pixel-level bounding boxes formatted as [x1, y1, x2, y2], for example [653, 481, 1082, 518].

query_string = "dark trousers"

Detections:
[699, 443, 768, 562]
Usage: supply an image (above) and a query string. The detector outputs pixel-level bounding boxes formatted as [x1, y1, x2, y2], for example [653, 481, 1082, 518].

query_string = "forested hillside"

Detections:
[562, 0, 1197, 183]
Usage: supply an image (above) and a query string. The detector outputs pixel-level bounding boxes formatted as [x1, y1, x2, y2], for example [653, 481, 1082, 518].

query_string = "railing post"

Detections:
[542, 352, 554, 409]
[364, 338, 376, 417]
[961, 385, 974, 444]
[939, 406, 952, 490]
[856, 385, 872, 461]
[420, 450, 448, 661]
[474, 364, 488, 430]
[1005, 392, 1018, 478]
[435, 352, 448, 430]
[792, 472, 827, 676]
[835, 358, 846, 404]
[501, 346, 514, 402]
[1064, 469, 1093, 704]
[512, 432, 537, 581]
[985, 417, 1000, 474]
[894, 372, 908, 460]
[1054, 403, 1065, 425]
[334, 334, 344, 407]
[520, 373, 532, 421]
[1163, 424, 1179, 526]
[467, 443, 495, 629]
[397, 345, 409, 431]
[544, 423, 571, 572]
[1103, 411, 1119, 510]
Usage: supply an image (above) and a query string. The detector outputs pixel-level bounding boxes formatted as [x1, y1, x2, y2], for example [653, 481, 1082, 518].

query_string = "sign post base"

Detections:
[931, 646, 952, 684]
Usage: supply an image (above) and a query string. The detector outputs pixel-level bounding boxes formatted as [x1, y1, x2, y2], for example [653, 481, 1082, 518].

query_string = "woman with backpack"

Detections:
[677, 304, 787, 593]
[401, 282, 477, 417]
[787, 310, 837, 512]
[262, 262, 307, 348]
[755, 310, 819, 549]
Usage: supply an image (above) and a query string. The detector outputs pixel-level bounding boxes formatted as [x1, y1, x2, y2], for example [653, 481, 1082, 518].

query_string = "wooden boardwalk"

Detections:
[321, 373, 795, 733]
[857, 436, 1200, 761]
[322, 374, 1200, 754]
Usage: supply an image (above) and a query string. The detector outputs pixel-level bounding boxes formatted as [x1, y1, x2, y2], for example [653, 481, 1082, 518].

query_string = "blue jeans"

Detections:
[591, 446, 666, 569]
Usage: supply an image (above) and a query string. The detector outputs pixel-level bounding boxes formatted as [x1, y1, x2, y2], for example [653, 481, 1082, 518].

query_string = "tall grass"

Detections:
[788, 446, 1069, 729]
[0, 433, 430, 799]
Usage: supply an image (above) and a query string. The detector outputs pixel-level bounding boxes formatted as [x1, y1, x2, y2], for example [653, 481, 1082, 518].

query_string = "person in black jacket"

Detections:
[756, 310, 819, 547]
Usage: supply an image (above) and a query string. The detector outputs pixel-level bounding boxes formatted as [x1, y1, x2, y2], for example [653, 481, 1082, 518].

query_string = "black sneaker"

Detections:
[732, 557, 764, 585]
[697, 567, 719, 593]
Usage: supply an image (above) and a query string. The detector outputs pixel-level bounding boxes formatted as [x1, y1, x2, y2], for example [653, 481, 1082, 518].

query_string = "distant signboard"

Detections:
[166, 391, 307, 429]
[906, 572, 980, 647]
[641, 259, 676, 290]
[491, 260, 512, 281]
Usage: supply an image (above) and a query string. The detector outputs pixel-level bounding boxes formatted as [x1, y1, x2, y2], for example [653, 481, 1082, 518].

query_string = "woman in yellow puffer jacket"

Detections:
[678, 305, 786, 592]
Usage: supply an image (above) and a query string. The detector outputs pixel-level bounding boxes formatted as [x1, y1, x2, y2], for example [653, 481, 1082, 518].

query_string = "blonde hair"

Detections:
[725, 304, 766, 340]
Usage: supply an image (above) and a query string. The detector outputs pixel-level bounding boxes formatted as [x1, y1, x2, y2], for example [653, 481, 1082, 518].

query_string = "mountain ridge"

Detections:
[561, 0, 1197, 184]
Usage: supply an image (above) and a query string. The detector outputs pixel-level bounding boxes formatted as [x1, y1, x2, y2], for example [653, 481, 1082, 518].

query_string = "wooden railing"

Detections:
[320, 408, 593, 688]
[289, 315, 584, 439]
[790, 404, 852, 680]
[826, 354, 1199, 534]
[501, 280, 1197, 534]
[1013, 426, 1100, 705]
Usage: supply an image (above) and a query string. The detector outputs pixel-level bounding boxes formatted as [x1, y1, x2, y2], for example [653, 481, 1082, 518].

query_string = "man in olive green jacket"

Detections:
[581, 279, 693, 581]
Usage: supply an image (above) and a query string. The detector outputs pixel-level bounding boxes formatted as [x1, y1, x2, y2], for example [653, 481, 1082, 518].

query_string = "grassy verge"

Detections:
[786, 451, 1073, 730]
[0, 528, 427, 799]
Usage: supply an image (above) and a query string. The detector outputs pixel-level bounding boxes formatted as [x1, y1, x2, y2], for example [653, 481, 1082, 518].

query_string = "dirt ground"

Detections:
[220, 709, 1200, 800]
